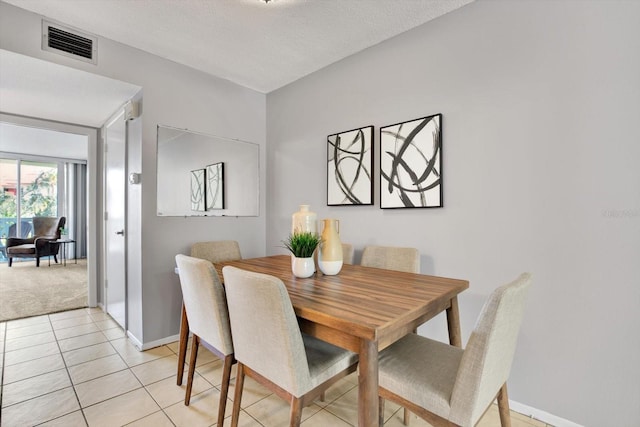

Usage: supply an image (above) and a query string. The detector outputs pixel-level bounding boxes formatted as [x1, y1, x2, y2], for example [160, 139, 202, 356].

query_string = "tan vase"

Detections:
[318, 219, 343, 275]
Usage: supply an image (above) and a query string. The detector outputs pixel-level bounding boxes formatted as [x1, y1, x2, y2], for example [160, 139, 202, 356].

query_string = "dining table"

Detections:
[202, 254, 470, 427]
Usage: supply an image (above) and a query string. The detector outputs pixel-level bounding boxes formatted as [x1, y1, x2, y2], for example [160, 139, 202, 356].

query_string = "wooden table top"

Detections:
[217, 255, 468, 348]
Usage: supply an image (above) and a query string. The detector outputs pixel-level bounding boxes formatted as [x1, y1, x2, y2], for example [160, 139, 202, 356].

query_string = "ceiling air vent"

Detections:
[42, 20, 97, 64]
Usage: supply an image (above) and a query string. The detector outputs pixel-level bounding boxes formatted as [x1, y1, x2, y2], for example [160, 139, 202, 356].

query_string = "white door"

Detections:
[104, 111, 126, 329]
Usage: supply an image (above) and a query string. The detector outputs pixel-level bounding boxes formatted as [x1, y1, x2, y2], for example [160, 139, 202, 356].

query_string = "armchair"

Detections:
[6, 217, 66, 267]
[0, 221, 32, 260]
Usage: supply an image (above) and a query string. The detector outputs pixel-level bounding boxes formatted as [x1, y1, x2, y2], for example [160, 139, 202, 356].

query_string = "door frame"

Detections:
[102, 108, 128, 330]
[0, 113, 98, 307]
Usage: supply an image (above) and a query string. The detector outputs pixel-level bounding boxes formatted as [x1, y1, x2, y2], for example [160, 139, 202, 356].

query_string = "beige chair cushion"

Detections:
[175, 254, 233, 356]
[361, 245, 420, 273]
[302, 334, 357, 388]
[379, 333, 462, 420]
[6, 244, 35, 255]
[222, 266, 357, 397]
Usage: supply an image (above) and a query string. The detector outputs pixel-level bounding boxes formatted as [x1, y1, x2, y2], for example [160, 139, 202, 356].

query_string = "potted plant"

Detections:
[282, 231, 321, 278]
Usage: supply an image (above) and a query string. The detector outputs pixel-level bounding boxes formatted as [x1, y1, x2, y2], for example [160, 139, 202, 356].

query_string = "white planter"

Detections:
[291, 256, 315, 278]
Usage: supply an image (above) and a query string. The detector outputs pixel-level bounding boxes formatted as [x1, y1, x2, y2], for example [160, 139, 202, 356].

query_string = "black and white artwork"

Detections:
[327, 126, 373, 206]
[380, 114, 442, 209]
[206, 162, 225, 210]
[190, 168, 206, 211]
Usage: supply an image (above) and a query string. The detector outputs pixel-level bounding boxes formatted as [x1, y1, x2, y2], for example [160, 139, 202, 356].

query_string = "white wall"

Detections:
[266, 1, 640, 425]
[0, 2, 267, 344]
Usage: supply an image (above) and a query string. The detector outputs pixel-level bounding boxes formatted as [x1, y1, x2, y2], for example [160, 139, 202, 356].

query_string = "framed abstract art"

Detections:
[190, 168, 206, 211]
[206, 162, 225, 210]
[380, 114, 442, 209]
[327, 125, 374, 206]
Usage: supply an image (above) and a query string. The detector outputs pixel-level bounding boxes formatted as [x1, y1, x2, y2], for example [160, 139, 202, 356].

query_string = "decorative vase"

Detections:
[292, 204, 317, 235]
[291, 256, 315, 278]
[318, 219, 343, 275]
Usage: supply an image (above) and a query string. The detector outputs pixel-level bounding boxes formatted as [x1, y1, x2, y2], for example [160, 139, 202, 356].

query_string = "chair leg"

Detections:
[177, 304, 189, 385]
[290, 397, 303, 427]
[36, 257, 40, 267]
[184, 335, 200, 405]
[217, 354, 233, 427]
[497, 383, 512, 427]
[231, 363, 246, 427]
[8, 257, 12, 267]
[378, 396, 385, 426]
[403, 407, 411, 425]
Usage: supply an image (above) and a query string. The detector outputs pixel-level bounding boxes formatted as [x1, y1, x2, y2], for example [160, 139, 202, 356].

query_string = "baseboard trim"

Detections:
[126, 331, 143, 350]
[510, 400, 583, 427]
[134, 333, 181, 351]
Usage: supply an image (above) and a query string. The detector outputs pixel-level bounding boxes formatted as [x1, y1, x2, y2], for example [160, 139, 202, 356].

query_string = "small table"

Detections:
[52, 239, 76, 266]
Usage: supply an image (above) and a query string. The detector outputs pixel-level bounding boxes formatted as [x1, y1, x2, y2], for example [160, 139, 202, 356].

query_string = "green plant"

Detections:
[281, 231, 321, 258]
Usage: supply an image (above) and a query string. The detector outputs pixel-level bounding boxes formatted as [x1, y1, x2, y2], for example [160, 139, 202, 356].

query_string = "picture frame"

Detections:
[206, 162, 225, 210]
[380, 114, 442, 209]
[327, 125, 374, 206]
[190, 168, 206, 211]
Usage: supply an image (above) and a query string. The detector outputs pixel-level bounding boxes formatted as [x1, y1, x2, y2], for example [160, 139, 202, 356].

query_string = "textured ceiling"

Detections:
[4, 0, 473, 93]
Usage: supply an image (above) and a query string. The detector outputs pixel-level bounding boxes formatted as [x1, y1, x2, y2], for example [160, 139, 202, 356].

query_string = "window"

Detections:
[0, 159, 60, 261]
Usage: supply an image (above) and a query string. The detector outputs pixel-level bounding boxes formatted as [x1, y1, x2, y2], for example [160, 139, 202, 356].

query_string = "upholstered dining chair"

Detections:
[360, 245, 420, 274]
[341, 243, 355, 265]
[175, 254, 234, 427]
[222, 266, 359, 427]
[175, 240, 243, 386]
[191, 240, 242, 265]
[378, 273, 532, 427]
[361, 244, 420, 425]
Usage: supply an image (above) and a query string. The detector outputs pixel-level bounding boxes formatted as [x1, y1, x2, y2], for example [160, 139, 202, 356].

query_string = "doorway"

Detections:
[0, 113, 98, 308]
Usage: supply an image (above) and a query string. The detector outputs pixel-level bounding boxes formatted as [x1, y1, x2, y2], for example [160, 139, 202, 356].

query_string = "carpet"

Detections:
[0, 259, 88, 321]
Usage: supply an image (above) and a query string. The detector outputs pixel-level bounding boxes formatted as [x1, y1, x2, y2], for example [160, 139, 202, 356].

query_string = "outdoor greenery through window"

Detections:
[0, 158, 58, 261]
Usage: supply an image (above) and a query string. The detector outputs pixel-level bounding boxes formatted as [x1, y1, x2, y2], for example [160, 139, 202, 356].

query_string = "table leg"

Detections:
[358, 339, 378, 427]
[177, 303, 189, 385]
[446, 296, 462, 347]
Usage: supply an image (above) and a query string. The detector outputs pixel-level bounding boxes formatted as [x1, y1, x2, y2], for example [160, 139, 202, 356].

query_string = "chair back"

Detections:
[8, 221, 33, 238]
[449, 273, 532, 426]
[342, 243, 354, 265]
[191, 240, 242, 264]
[175, 254, 233, 356]
[361, 245, 420, 273]
[222, 266, 312, 396]
[33, 217, 65, 239]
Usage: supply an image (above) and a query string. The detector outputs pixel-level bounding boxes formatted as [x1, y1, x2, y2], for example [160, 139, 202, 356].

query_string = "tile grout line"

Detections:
[51, 309, 92, 427]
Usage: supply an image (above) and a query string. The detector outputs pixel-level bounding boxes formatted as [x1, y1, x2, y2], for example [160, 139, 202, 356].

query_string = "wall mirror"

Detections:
[156, 125, 259, 217]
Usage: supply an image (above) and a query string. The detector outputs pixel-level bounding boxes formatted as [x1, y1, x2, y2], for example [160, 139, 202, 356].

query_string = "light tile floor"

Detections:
[0, 307, 552, 426]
